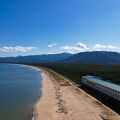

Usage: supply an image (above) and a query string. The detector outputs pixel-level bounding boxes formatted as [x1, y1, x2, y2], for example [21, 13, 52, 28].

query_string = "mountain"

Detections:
[62, 51, 120, 64]
[0, 51, 120, 64]
[0, 53, 72, 63]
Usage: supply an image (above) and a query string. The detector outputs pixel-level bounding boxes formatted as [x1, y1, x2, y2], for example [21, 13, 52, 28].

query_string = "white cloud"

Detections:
[94, 44, 118, 50]
[61, 42, 119, 53]
[61, 42, 89, 53]
[77, 42, 88, 49]
[48, 43, 56, 47]
[0, 46, 35, 52]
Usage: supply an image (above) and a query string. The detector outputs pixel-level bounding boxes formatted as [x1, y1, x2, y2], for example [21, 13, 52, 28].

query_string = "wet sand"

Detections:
[34, 67, 120, 120]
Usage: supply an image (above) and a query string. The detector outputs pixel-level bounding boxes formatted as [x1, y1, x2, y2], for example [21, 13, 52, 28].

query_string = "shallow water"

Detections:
[0, 64, 41, 120]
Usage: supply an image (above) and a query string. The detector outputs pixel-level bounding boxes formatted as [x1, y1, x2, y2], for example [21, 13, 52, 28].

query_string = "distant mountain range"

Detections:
[0, 53, 72, 63]
[62, 51, 120, 64]
[0, 51, 120, 64]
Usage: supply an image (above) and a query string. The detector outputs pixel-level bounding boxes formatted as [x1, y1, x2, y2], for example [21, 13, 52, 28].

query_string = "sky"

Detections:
[0, 0, 120, 57]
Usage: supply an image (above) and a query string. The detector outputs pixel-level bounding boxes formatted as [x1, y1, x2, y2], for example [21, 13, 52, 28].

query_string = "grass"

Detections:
[43, 68, 70, 86]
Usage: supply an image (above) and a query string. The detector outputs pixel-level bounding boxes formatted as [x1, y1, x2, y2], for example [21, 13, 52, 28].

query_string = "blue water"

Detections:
[0, 64, 41, 120]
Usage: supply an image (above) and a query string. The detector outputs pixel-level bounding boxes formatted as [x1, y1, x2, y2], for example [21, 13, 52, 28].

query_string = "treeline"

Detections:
[31, 63, 120, 85]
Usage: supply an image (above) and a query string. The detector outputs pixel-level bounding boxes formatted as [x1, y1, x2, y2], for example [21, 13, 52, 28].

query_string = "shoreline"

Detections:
[12, 64, 41, 120]
[32, 66, 120, 120]
[1, 63, 119, 120]
[17, 64, 41, 120]
[3, 64, 119, 120]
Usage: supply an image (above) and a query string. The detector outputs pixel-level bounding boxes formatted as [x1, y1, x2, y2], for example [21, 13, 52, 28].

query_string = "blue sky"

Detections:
[0, 0, 120, 56]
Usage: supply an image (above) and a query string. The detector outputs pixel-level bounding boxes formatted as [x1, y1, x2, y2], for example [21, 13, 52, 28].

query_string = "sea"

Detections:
[0, 64, 41, 120]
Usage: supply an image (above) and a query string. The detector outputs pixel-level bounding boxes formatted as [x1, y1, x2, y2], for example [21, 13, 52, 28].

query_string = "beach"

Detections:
[34, 67, 120, 120]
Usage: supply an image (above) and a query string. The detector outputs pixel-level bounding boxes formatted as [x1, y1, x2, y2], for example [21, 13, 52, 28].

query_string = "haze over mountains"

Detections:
[0, 51, 120, 64]
[0, 53, 72, 63]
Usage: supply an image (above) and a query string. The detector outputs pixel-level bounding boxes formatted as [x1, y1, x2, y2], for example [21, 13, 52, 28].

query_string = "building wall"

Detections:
[82, 78, 120, 101]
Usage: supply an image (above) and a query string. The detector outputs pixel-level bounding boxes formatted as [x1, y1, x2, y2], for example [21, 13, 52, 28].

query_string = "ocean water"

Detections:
[0, 64, 41, 120]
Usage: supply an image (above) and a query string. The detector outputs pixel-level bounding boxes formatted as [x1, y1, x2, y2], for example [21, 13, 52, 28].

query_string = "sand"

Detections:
[34, 68, 120, 120]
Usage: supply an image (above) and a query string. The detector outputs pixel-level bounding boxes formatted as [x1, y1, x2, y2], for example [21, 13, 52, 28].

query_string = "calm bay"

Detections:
[0, 64, 41, 120]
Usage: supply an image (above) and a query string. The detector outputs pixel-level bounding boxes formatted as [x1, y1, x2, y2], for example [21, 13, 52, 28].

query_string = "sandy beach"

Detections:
[34, 67, 120, 120]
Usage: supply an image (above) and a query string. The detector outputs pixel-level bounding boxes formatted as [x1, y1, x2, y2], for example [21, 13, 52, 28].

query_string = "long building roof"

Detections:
[82, 75, 120, 92]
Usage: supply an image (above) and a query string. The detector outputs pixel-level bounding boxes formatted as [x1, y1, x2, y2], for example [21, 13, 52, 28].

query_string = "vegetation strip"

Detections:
[36, 63, 120, 84]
